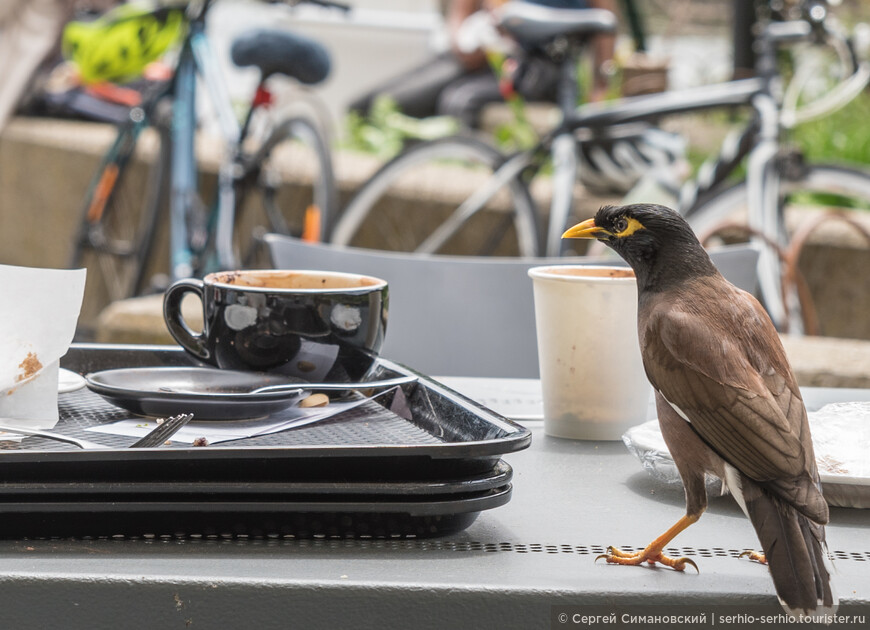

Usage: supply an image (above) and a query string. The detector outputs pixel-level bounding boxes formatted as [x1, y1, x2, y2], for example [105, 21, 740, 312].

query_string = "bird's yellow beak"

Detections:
[562, 218, 610, 240]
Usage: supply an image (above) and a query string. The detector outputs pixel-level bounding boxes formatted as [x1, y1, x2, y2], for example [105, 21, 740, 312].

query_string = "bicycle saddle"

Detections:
[231, 29, 331, 85]
[495, 2, 616, 48]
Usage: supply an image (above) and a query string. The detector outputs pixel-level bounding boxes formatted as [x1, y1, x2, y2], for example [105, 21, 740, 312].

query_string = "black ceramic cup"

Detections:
[163, 270, 389, 381]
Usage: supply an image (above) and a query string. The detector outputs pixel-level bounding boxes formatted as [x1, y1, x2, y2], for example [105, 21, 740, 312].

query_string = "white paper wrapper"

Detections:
[0, 264, 86, 429]
[623, 402, 870, 508]
[809, 402, 870, 479]
[85, 394, 378, 445]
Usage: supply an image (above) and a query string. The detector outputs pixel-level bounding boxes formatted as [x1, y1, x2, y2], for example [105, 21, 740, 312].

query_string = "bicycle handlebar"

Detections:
[777, 5, 870, 128]
[276, 0, 351, 12]
[781, 59, 870, 128]
[159, 0, 351, 21]
[303, 0, 351, 12]
[763, 20, 814, 45]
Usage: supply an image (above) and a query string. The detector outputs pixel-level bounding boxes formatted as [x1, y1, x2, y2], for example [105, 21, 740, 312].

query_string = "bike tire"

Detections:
[685, 164, 870, 236]
[236, 116, 336, 267]
[331, 136, 541, 257]
[70, 121, 168, 328]
[684, 163, 870, 331]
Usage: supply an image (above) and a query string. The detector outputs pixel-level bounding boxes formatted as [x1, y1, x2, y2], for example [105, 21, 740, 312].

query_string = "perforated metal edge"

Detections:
[11, 536, 870, 563]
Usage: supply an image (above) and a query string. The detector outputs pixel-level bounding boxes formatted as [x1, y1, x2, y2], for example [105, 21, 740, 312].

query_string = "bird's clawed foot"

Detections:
[595, 545, 699, 573]
[739, 550, 767, 564]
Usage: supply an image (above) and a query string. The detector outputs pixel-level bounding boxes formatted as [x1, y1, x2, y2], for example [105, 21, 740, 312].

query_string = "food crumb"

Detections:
[193, 437, 209, 447]
[296, 360, 316, 373]
[15, 352, 42, 382]
[299, 393, 329, 408]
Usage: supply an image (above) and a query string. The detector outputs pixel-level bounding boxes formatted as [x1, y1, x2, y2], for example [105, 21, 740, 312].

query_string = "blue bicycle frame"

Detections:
[168, 3, 242, 281]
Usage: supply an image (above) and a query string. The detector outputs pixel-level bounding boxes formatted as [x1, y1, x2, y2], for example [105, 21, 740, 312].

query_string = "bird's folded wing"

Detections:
[643, 307, 810, 484]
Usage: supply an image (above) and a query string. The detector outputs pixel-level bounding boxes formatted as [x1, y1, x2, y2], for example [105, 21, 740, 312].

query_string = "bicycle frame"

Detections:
[77, 111, 155, 254]
[452, 9, 859, 331]
[411, 71, 766, 258]
[168, 0, 242, 281]
[334, 0, 866, 330]
[519, 11, 863, 330]
[71, 74, 175, 301]
[547, 78, 791, 325]
[551, 77, 767, 256]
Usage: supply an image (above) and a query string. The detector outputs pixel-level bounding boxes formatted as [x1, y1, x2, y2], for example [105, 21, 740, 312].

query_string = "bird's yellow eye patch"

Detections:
[614, 216, 645, 238]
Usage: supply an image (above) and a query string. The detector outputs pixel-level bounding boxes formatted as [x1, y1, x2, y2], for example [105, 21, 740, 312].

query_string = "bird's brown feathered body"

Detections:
[563, 203, 836, 616]
[642, 276, 833, 614]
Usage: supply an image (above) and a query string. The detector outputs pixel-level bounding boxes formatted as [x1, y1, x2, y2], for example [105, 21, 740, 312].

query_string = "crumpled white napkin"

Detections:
[0, 264, 86, 429]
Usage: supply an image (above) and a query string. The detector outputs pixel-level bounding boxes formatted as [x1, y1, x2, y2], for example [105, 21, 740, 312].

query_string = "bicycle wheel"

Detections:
[70, 121, 168, 329]
[235, 116, 336, 267]
[685, 163, 870, 331]
[331, 136, 541, 257]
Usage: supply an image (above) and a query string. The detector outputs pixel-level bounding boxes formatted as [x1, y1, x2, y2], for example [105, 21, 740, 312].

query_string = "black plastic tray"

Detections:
[0, 344, 530, 538]
[9, 343, 532, 479]
[0, 484, 511, 539]
[0, 460, 512, 496]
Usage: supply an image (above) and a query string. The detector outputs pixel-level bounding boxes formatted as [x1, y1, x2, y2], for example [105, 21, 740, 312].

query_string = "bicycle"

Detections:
[67, 0, 344, 329]
[330, 0, 870, 334]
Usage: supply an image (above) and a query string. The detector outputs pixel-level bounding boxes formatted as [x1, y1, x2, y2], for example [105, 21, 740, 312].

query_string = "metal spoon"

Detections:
[159, 374, 418, 396]
[251, 374, 417, 394]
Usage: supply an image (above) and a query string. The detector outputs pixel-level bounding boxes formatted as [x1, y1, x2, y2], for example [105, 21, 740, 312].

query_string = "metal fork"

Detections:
[0, 413, 194, 450]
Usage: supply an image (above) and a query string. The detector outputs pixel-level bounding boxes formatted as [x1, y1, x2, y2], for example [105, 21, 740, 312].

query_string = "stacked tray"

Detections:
[0, 344, 531, 539]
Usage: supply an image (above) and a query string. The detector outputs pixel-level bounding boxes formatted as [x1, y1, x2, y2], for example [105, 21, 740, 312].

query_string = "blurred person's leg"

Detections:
[732, 0, 757, 79]
[437, 55, 565, 129]
[0, 0, 70, 130]
[436, 69, 501, 128]
[347, 52, 469, 120]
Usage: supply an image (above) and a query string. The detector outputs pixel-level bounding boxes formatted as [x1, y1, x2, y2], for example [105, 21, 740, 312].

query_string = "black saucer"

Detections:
[85, 366, 309, 420]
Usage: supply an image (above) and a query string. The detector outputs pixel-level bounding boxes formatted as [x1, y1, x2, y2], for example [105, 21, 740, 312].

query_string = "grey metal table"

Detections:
[0, 387, 867, 629]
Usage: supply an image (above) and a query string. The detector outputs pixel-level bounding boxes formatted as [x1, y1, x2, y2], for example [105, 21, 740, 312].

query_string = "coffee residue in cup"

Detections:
[547, 267, 635, 279]
[210, 270, 384, 290]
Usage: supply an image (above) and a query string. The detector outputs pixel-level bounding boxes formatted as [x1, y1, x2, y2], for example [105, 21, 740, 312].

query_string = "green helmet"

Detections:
[62, 2, 185, 84]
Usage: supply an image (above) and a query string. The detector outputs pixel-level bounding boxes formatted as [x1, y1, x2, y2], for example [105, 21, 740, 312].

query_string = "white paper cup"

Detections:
[528, 265, 651, 440]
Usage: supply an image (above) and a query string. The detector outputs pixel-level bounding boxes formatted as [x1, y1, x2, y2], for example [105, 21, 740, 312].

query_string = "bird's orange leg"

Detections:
[597, 514, 700, 572]
[739, 550, 768, 564]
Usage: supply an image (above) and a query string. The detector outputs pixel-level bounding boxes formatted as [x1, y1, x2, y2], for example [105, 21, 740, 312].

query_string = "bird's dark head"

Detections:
[562, 203, 718, 292]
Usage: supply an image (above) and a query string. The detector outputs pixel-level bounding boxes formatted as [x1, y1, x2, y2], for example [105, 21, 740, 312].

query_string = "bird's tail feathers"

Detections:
[743, 482, 837, 619]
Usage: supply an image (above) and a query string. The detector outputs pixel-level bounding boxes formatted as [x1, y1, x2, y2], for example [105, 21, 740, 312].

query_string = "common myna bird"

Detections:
[562, 203, 836, 616]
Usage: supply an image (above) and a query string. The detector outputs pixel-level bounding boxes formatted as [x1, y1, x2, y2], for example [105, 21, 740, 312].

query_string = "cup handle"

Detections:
[163, 278, 212, 363]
